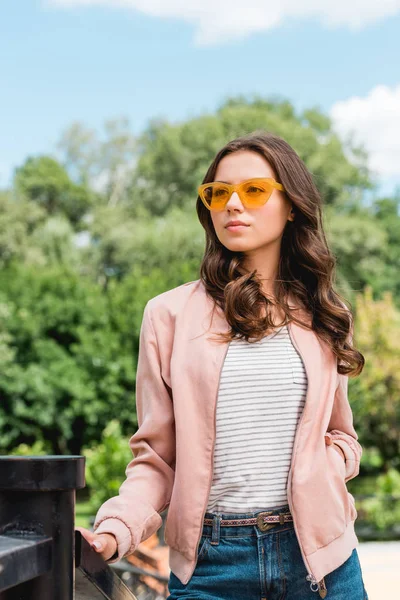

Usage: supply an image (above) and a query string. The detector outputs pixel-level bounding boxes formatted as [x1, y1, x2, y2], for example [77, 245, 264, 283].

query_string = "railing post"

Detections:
[0, 455, 85, 599]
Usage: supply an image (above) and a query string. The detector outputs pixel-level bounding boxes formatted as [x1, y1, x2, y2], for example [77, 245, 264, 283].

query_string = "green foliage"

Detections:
[358, 447, 384, 471]
[86, 204, 203, 280]
[30, 216, 80, 266]
[75, 499, 93, 529]
[14, 156, 94, 226]
[8, 440, 52, 456]
[0, 191, 46, 267]
[373, 194, 400, 297]
[83, 420, 132, 511]
[350, 287, 400, 468]
[358, 469, 400, 530]
[325, 207, 389, 300]
[0, 264, 140, 454]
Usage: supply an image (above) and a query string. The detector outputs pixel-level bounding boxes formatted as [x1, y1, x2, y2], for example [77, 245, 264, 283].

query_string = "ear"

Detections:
[287, 206, 295, 222]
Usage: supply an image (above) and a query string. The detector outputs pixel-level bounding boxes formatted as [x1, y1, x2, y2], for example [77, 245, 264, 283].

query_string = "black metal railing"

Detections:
[0, 456, 137, 600]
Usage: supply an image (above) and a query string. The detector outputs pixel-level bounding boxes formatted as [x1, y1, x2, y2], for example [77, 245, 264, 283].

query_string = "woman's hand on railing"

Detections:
[76, 527, 118, 561]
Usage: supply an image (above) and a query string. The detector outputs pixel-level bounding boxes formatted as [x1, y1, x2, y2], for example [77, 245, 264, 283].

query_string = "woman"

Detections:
[78, 131, 369, 599]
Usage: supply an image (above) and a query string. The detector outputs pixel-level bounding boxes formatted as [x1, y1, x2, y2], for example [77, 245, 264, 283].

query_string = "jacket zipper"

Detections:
[193, 342, 230, 563]
[286, 321, 321, 591]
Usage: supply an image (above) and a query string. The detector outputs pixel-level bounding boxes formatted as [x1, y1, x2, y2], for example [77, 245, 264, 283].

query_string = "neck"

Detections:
[242, 243, 281, 298]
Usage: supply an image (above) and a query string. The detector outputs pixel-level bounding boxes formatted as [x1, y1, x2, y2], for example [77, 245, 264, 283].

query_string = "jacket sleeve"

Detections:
[92, 300, 176, 562]
[325, 312, 362, 482]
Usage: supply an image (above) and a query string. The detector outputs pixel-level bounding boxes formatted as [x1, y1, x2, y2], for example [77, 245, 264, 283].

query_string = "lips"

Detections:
[225, 221, 249, 228]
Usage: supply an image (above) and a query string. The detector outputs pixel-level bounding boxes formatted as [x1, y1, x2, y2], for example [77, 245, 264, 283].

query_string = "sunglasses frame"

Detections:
[197, 177, 286, 211]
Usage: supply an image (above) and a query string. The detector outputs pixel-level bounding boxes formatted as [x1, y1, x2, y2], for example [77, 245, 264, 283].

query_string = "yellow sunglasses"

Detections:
[198, 177, 286, 211]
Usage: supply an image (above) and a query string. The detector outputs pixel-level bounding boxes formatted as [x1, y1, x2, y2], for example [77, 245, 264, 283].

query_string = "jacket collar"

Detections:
[202, 285, 313, 339]
[194, 282, 324, 396]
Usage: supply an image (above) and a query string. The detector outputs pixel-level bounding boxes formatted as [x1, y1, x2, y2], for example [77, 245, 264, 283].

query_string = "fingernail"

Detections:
[92, 541, 102, 550]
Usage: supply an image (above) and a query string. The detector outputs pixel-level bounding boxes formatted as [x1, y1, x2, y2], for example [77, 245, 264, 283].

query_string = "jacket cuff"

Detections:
[324, 432, 359, 480]
[93, 517, 132, 563]
[332, 442, 346, 461]
[331, 439, 358, 480]
[326, 429, 360, 457]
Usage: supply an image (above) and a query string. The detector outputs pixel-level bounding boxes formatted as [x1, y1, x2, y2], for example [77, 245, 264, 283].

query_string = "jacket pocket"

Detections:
[329, 444, 347, 478]
[348, 491, 358, 522]
[326, 443, 357, 524]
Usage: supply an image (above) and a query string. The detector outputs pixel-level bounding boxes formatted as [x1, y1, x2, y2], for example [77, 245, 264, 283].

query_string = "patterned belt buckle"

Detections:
[256, 511, 275, 532]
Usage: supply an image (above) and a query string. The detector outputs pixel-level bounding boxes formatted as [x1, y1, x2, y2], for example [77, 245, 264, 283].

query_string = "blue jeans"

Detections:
[167, 503, 369, 599]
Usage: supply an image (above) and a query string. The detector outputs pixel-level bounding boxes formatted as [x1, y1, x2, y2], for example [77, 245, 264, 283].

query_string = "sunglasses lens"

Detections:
[202, 184, 229, 210]
[242, 182, 273, 206]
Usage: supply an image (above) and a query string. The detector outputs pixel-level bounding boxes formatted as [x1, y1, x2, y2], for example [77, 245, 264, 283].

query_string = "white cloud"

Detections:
[46, 0, 400, 46]
[330, 84, 400, 179]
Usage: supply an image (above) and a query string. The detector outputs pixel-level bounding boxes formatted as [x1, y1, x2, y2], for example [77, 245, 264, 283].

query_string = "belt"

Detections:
[203, 510, 293, 532]
[203, 510, 327, 597]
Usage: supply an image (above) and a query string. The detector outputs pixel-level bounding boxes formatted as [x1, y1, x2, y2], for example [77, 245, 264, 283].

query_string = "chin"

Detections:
[221, 240, 253, 253]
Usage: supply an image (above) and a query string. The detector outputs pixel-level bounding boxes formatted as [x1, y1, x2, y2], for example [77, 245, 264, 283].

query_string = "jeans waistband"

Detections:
[202, 503, 294, 539]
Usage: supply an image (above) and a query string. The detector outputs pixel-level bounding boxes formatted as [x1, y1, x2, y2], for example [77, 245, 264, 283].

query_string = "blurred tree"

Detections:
[0, 190, 46, 266]
[30, 216, 80, 266]
[83, 420, 132, 511]
[57, 117, 136, 207]
[350, 286, 400, 469]
[129, 96, 373, 217]
[57, 121, 97, 185]
[14, 156, 94, 227]
[84, 203, 202, 285]
[324, 207, 389, 301]
[373, 193, 400, 297]
[0, 265, 138, 454]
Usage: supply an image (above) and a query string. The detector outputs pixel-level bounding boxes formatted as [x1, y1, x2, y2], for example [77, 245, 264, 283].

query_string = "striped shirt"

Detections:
[206, 323, 307, 513]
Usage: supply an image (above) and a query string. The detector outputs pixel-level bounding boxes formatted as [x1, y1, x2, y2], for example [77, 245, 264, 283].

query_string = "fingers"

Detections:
[75, 526, 96, 544]
[75, 527, 118, 561]
[90, 534, 110, 552]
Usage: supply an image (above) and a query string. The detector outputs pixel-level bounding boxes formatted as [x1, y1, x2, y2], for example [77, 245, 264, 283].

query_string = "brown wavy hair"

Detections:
[196, 130, 364, 377]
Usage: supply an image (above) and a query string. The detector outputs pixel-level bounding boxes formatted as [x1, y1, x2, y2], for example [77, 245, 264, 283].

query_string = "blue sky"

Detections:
[1, 0, 400, 195]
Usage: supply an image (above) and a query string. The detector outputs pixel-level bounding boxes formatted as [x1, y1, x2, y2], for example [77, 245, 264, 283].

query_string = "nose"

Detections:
[225, 191, 244, 211]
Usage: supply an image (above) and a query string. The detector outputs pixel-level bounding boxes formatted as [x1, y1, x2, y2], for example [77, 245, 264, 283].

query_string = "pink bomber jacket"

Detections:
[93, 279, 362, 588]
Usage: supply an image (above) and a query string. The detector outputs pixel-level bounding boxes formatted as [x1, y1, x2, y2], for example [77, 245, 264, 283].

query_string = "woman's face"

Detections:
[210, 150, 294, 254]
